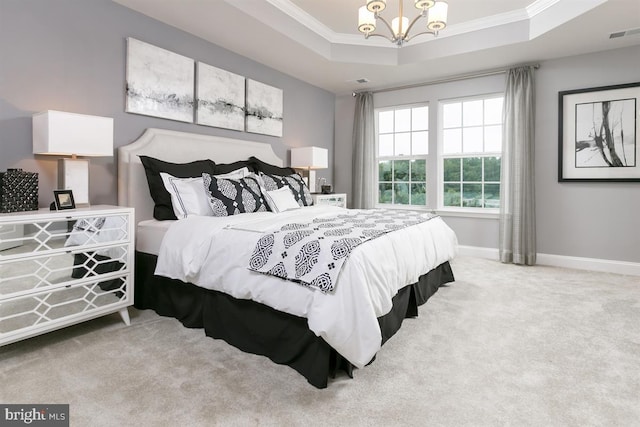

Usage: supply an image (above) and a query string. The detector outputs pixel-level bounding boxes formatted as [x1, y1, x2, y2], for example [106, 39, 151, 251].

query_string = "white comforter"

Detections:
[155, 206, 458, 368]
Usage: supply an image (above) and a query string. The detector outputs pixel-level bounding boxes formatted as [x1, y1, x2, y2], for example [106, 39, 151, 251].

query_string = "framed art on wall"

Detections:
[125, 38, 195, 123]
[196, 62, 245, 131]
[558, 81, 640, 182]
[245, 79, 283, 137]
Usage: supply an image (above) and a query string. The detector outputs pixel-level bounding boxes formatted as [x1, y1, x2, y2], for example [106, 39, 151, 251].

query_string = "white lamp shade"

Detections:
[366, 0, 386, 13]
[33, 110, 114, 157]
[291, 146, 328, 170]
[392, 16, 410, 37]
[415, 0, 435, 9]
[427, 1, 448, 31]
[358, 6, 376, 33]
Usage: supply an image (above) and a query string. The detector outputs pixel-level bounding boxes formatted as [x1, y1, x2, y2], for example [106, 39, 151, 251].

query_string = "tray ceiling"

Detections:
[113, 0, 640, 94]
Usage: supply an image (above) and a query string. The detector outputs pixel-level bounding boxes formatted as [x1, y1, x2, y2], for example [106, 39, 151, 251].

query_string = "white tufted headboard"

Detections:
[117, 128, 283, 222]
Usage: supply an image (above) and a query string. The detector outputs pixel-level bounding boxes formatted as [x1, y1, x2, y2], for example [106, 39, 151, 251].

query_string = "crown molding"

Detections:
[266, 0, 337, 42]
[527, 0, 563, 17]
[226, 0, 609, 65]
[266, 0, 536, 47]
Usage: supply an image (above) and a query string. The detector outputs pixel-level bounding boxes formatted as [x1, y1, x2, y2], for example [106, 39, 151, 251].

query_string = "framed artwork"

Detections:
[245, 79, 283, 137]
[125, 38, 195, 123]
[558, 82, 640, 182]
[196, 62, 245, 131]
[53, 190, 76, 210]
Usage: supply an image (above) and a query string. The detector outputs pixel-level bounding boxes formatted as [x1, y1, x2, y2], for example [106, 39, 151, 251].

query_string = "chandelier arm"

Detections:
[403, 13, 425, 40]
[365, 32, 395, 43]
[359, 2, 447, 46]
[404, 30, 438, 42]
[374, 13, 396, 39]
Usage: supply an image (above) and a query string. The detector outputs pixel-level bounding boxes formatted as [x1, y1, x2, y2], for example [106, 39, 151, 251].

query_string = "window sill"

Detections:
[434, 208, 499, 220]
[373, 205, 499, 220]
[375, 204, 433, 213]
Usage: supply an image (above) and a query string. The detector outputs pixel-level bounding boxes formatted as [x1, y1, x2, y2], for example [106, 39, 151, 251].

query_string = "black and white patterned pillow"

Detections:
[259, 172, 313, 207]
[202, 173, 269, 216]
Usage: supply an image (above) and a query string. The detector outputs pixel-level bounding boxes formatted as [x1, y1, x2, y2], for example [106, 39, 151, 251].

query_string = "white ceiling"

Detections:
[113, 0, 640, 95]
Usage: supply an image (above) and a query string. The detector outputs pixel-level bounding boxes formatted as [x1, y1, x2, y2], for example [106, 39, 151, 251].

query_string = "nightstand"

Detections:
[311, 193, 347, 208]
[0, 205, 134, 346]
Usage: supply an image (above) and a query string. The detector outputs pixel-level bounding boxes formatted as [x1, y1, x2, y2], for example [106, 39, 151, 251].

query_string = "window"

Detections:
[375, 105, 429, 207]
[439, 95, 503, 210]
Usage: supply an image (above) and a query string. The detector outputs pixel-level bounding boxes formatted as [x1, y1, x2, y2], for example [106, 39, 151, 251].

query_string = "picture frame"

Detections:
[245, 79, 283, 137]
[53, 190, 76, 210]
[125, 37, 195, 123]
[196, 61, 245, 131]
[558, 81, 640, 182]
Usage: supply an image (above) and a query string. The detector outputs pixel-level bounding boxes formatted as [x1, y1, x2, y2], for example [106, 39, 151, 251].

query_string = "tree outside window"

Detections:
[440, 95, 503, 210]
[376, 105, 429, 207]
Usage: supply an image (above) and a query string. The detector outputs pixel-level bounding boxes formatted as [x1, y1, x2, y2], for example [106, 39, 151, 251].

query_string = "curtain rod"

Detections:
[353, 63, 540, 96]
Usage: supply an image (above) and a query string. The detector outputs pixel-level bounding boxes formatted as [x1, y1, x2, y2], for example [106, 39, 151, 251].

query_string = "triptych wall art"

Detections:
[125, 38, 283, 137]
[196, 62, 245, 131]
[125, 38, 195, 123]
[246, 79, 284, 137]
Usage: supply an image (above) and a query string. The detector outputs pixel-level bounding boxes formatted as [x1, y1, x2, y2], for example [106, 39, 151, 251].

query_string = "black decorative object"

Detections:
[0, 169, 38, 213]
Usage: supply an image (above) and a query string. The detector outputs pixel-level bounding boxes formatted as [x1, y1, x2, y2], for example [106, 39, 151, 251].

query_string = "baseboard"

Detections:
[457, 245, 499, 260]
[457, 245, 640, 276]
[536, 253, 640, 276]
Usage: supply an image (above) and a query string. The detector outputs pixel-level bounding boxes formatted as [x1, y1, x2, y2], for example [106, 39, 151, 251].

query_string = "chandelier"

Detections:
[358, 0, 448, 46]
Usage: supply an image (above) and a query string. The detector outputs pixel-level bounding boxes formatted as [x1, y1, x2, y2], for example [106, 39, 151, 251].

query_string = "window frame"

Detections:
[437, 93, 504, 216]
[374, 103, 430, 210]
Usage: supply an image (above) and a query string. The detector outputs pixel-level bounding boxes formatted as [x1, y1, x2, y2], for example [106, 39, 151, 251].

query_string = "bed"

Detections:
[118, 128, 457, 388]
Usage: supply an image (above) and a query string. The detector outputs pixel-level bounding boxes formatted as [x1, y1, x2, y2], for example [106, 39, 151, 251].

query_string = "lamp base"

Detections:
[58, 158, 89, 206]
[308, 169, 317, 193]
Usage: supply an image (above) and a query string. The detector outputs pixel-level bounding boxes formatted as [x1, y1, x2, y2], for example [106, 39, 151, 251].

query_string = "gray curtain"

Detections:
[499, 66, 536, 265]
[352, 92, 376, 209]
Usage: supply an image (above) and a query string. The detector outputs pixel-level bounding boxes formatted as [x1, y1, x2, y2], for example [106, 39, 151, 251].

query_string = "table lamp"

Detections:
[33, 110, 114, 206]
[291, 146, 328, 193]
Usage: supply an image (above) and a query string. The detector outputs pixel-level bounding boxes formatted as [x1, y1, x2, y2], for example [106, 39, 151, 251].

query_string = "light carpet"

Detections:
[1, 257, 638, 426]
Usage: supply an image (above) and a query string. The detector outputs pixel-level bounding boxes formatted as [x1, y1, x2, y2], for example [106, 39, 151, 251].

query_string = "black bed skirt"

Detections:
[134, 251, 454, 388]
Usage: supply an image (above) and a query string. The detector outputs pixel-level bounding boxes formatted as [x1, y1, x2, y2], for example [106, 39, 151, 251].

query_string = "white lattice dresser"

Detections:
[0, 205, 134, 346]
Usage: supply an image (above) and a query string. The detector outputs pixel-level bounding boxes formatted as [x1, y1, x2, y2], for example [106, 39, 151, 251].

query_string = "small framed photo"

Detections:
[53, 190, 76, 210]
[558, 81, 640, 182]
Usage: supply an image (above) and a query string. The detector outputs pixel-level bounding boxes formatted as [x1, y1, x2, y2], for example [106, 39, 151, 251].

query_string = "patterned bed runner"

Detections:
[248, 210, 437, 293]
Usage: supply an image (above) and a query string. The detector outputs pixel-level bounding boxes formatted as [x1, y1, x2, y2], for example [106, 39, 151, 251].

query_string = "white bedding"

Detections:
[137, 219, 173, 255]
[154, 206, 458, 368]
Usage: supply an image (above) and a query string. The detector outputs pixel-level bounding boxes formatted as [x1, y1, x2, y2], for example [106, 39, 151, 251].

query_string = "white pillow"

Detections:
[215, 167, 250, 180]
[160, 173, 213, 219]
[265, 187, 301, 213]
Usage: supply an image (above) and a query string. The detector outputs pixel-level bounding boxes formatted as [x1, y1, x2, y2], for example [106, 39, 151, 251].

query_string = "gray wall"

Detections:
[335, 45, 640, 263]
[334, 95, 356, 200]
[0, 0, 335, 207]
[535, 46, 640, 263]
